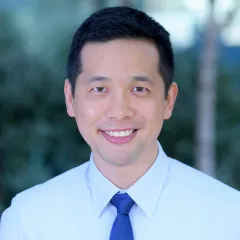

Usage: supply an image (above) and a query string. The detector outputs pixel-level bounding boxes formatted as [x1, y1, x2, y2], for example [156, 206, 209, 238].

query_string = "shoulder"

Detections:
[7, 161, 90, 218]
[167, 157, 240, 205]
[166, 157, 240, 233]
[15, 161, 89, 201]
[0, 162, 91, 238]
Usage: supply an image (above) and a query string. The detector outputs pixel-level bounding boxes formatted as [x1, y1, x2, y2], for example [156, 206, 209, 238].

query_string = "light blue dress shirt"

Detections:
[0, 141, 239, 239]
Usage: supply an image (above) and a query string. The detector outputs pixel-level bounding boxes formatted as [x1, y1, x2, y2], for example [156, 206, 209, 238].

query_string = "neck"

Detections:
[93, 143, 158, 189]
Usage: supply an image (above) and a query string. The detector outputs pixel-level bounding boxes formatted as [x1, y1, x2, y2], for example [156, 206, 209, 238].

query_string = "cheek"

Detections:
[137, 98, 165, 121]
[146, 104, 165, 136]
[76, 106, 99, 124]
[73, 102, 104, 144]
[74, 98, 104, 126]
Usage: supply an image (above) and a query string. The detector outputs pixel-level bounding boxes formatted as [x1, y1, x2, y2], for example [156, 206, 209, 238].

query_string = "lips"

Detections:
[99, 129, 138, 145]
[104, 129, 135, 137]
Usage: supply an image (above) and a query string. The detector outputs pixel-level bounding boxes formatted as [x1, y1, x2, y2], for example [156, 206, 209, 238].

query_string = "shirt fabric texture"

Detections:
[0, 141, 239, 240]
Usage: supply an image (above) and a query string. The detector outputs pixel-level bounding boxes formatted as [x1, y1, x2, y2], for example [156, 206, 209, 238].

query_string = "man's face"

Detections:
[64, 39, 178, 166]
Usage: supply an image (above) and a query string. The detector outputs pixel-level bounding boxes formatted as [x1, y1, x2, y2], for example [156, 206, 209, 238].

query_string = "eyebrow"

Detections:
[132, 75, 153, 85]
[88, 76, 110, 82]
[87, 75, 153, 84]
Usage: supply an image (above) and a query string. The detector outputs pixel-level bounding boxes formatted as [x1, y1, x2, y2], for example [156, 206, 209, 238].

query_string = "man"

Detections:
[0, 6, 239, 240]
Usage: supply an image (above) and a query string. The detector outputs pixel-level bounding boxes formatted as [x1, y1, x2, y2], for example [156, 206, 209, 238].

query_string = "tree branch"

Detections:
[220, 2, 240, 30]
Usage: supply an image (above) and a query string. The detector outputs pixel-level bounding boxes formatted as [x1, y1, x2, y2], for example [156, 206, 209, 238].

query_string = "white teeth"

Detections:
[105, 130, 134, 137]
[119, 131, 125, 137]
[109, 131, 114, 136]
[113, 132, 119, 137]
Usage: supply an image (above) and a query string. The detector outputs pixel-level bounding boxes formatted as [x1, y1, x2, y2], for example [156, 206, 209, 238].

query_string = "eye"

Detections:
[92, 87, 108, 93]
[132, 87, 149, 93]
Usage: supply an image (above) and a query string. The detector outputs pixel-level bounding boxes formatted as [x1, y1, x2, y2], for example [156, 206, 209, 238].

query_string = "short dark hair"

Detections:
[67, 6, 174, 97]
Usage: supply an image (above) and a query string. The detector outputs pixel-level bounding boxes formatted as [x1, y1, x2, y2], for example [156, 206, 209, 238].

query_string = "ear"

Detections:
[64, 79, 75, 117]
[164, 82, 178, 120]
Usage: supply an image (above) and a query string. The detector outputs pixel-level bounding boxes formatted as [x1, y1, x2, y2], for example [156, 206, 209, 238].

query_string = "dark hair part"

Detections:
[67, 6, 174, 97]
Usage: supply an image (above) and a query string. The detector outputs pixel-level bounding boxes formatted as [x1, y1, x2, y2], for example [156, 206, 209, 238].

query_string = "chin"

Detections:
[109, 159, 134, 167]
[104, 152, 136, 167]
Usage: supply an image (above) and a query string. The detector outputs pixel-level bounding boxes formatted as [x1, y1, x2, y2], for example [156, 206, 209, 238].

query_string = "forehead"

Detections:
[80, 39, 159, 74]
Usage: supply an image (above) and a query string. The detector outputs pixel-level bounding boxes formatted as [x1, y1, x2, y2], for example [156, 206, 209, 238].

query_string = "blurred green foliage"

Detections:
[0, 2, 239, 214]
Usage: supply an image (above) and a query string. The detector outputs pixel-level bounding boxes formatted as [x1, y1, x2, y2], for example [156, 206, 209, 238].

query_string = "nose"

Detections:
[106, 92, 134, 121]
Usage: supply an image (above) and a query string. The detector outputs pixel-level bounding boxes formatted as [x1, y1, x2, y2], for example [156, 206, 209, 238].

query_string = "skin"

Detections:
[64, 39, 178, 189]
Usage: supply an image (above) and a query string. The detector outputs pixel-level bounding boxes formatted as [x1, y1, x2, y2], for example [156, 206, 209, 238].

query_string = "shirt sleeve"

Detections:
[0, 198, 31, 240]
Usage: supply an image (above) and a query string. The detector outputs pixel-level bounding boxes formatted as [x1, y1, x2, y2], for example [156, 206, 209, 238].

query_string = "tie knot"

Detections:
[110, 193, 135, 214]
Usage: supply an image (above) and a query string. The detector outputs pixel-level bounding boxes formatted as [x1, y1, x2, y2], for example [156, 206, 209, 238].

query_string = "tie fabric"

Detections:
[110, 193, 135, 240]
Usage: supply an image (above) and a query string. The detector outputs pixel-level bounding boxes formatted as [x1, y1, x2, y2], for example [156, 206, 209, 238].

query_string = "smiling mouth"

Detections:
[102, 129, 137, 137]
[99, 129, 138, 144]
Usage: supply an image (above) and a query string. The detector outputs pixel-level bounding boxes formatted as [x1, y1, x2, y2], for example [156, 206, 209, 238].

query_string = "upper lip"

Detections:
[100, 128, 137, 132]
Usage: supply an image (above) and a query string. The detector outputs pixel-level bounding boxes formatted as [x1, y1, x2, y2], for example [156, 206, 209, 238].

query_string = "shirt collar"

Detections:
[126, 142, 169, 218]
[87, 141, 169, 218]
[87, 156, 119, 217]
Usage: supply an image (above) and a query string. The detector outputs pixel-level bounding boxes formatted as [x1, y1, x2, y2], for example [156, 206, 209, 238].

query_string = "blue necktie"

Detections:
[110, 193, 135, 240]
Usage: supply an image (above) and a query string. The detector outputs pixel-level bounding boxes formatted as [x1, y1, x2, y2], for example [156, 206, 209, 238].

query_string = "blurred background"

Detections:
[0, 0, 239, 214]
